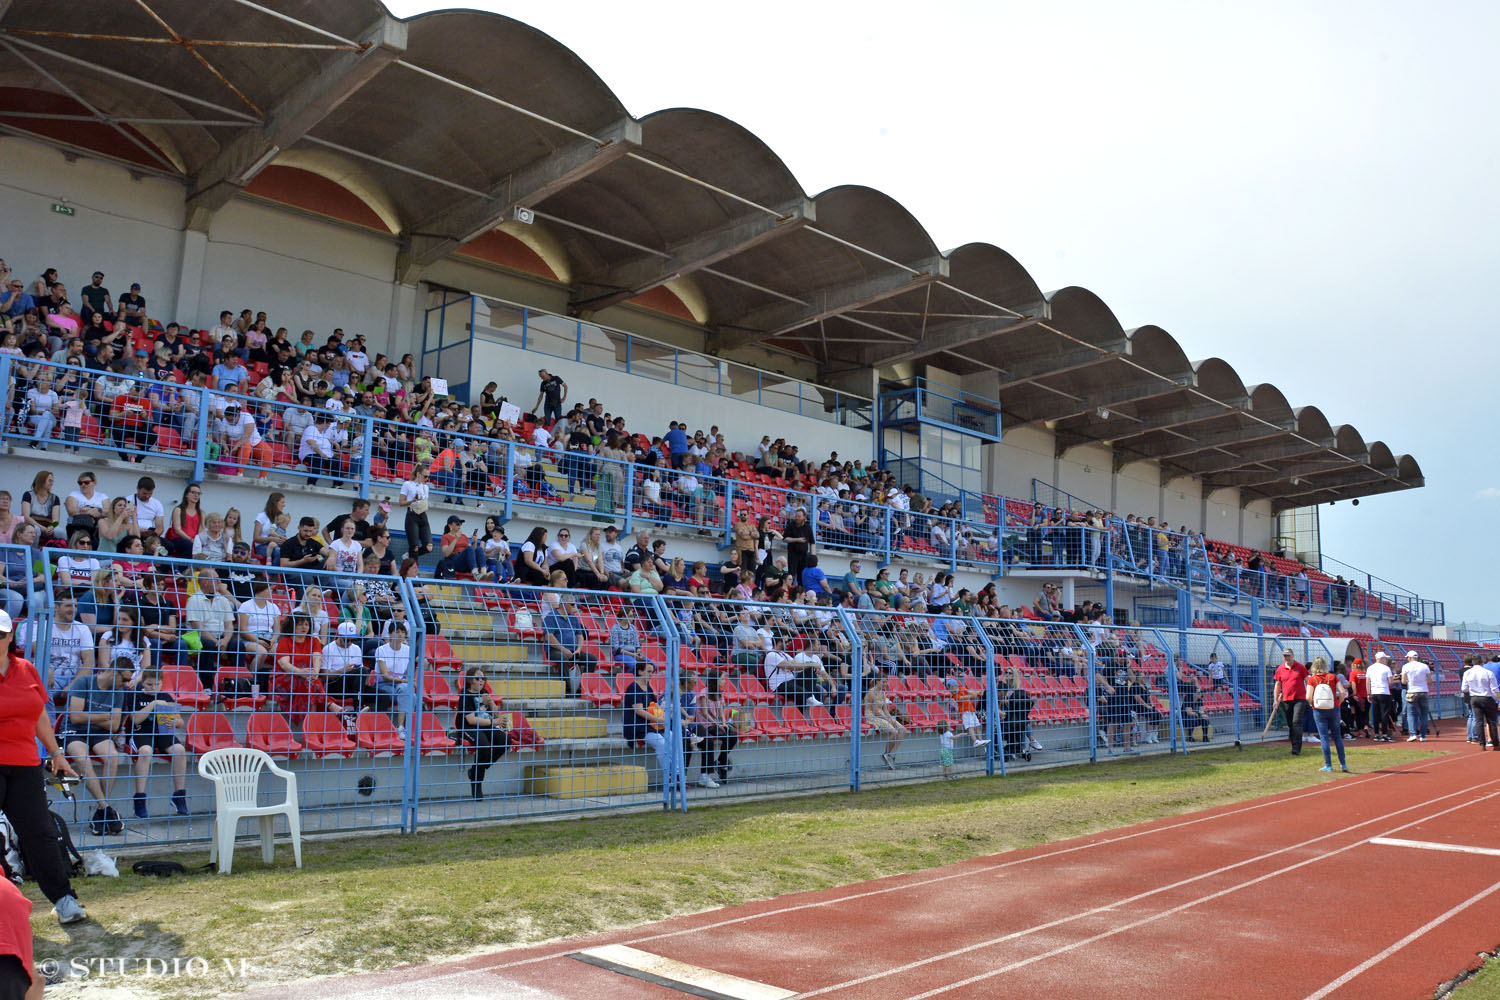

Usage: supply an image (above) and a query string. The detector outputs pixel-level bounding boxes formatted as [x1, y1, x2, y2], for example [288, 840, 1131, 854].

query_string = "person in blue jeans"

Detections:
[1307, 657, 1350, 772]
[1400, 651, 1433, 742]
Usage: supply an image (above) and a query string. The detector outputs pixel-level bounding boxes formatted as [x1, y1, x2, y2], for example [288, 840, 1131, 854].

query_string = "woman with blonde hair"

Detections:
[1307, 656, 1350, 772]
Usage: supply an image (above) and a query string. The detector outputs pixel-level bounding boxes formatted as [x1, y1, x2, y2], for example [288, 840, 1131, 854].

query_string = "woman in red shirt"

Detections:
[1348, 658, 1371, 739]
[0, 610, 87, 924]
[273, 614, 329, 721]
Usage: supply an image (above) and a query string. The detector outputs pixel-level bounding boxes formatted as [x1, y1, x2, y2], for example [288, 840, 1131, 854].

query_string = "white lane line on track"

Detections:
[411, 751, 1469, 987]
[1299, 877, 1500, 1000]
[570, 944, 797, 1000]
[797, 778, 1500, 999]
[879, 787, 1500, 1000]
[1368, 836, 1500, 858]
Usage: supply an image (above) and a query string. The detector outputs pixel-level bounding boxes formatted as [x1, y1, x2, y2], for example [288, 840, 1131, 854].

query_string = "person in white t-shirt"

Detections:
[546, 529, 580, 585]
[325, 517, 363, 577]
[215, 403, 271, 477]
[397, 463, 433, 558]
[236, 582, 282, 687]
[321, 621, 366, 707]
[48, 596, 95, 690]
[298, 413, 335, 486]
[1400, 651, 1433, 742]
[373, 622, 413, 740]
[531, 424, 552, 450]
[1366, 652, 1395, 741]
[24, 373, 62, 448]
[130, 477, 166, 535]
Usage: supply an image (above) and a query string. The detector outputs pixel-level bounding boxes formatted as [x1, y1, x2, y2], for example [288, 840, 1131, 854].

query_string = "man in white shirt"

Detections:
[1366, 652, 1395, 742]
[530, 423, 552, 450]
[48, 596, 95, 691]
[321, 621, 366, 707]
[236, 581, 282, 688]
[298, 413, 335, 486]
[345, 336, 369, 375]
[184, 569, 237, 688]
[130, 476, 166, 535]
[216, 403, 270, 477]
[1400, 651, 1433, 742]
[1461, 657, 1500, 749]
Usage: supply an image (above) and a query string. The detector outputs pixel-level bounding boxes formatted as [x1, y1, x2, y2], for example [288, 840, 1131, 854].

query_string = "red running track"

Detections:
[257, 739, 1500, 1000]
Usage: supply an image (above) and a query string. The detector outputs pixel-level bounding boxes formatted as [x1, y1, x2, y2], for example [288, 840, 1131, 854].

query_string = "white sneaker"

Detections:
[973, 738, 990, 748]
[1419, 736, 1426, 742]
[1406, 735, 1419, 742]
[806, 696, 823, 707]
[1030, 740, 1044, 751]
[396, 726, 408, 742]
[54, 894, 87, 924]
[696, 773, 719, 788]
[881, 751, 895, 770]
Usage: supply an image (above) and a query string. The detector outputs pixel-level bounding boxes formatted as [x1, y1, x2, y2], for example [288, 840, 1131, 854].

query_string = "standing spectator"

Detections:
[1401, 650, 1432, 742]
[533, 368, 567, 425]
[1207, 653, 1227, 689]
[1348, 658, 1372, 739]
[1270, 649, 1310, 755]
[1463, 656, 1500, 750]
[783, 507, 814, 585]
[398, 462, 433, 558]
[1306, 656, 1350, 772]
[0, 609, 89, 924]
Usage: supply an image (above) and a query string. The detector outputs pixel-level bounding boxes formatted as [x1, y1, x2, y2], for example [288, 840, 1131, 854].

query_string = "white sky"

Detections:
[387, 0, 1500, 624]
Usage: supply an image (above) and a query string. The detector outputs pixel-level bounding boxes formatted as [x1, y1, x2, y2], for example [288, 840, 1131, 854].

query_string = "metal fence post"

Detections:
[720, 480, 735, 549]
[880, 507, 893, 568]
[0, 355, 10, 443]
[399, 577, 426, 834]
[648, 595, 685, 811]
[836, 608, 864, 790]
[192, 386, 211, 481]
[1085, 637, 1099, 763]
[622, 467, 635, 537]
[357, 415, 374, 501]
[1152, 627, 1182, 753]
[972, 613, 1000, 776]
[502, 443, 515, 525]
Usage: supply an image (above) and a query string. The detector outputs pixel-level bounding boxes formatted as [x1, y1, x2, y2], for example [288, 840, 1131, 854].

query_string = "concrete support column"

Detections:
[173, 227, 208, 328]
[384, 281, 419, 361]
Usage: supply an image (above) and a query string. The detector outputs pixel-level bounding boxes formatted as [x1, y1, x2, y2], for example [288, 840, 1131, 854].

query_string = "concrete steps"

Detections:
[525, 764, 647, 799]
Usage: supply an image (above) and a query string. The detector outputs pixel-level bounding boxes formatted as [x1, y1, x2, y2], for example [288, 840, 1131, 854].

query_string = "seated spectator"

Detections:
[372, 621, 413, 741]
[575, 526, 609, 589]
[272, 614, 330, 721]
[515, 526, 550, 585]
[864, 672, 907, 769]
[123, 671, 189, 818]
[321, 620, 367, 709]
[65, 657, 129, 835]
[546, 527, 580, 586]
[764, 643, 833, 708]
[608, 606, 647, 670]
[541, 588, 595, 694]
[278, 516, 326, 570]
[236, 580, 281, 689]
[183, 568, 236, 689]
[456, 665, 508, 800]
[800, 554, 833, 597]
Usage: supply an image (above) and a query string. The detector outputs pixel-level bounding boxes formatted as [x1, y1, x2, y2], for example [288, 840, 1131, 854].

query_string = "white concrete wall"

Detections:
[984, 424, 1055, 501]
[468, 338, 873, 462]
[1057, 443, 1112, 509]
[1244, 498, 1275, 551]
[1116, 460, 1160, 520]
[0, 137, 186, 318]
[198, 200, 401, 360]
[1205, 488, 1240, 541]
[1162, 476, 1202, 531]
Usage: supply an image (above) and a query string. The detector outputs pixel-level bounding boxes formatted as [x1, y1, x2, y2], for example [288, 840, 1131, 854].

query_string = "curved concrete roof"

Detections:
[0, 0, 1421, 509]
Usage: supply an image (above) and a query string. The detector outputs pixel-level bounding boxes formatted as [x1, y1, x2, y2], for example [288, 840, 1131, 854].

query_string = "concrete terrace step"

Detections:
[489, 676, 566, 700]
[525, 764, 647, 799]
[527, 715, 609, 741]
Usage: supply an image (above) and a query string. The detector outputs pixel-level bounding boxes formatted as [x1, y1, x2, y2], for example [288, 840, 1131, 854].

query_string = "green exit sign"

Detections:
[51, 203, 75, 217]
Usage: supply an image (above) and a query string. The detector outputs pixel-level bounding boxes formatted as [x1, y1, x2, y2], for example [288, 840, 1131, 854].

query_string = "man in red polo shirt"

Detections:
[0, 877, 41, 998]
[1271, 649, 1310, 755]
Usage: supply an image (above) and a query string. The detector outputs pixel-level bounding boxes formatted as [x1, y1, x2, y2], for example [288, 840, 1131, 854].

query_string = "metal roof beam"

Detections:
[1267, 469, 1405, 503]
[994, 340, 1129, 391]
[568, 197, 814, 315]
[1189, 438, 1334, 477]
[860, 306, 1048, 367]
[183, 14, 407, 231]
[1127, 417, 1296, 461]
[396, 116, 642, 283]
[1100, 400, 1245, 443]
[1205, 454, 1369, 489]
[712, 255, 949, 351]
[1270, 477, 1419, 512]
[1036, 377, 1201, 427]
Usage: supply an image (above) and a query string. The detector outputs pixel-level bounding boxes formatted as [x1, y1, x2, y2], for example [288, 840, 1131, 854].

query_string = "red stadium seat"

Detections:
[301, 712, 356, 758]
[246, 712, 303, 758]
[356, 712, 405, 755]
[421, 671, 459, 709]
[185, 712, 240, 754]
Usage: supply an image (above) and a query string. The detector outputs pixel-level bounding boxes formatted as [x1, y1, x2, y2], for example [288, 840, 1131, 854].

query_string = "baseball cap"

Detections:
[233, 541, 250, 552]
[446, 515, 463, 525]
[135, 349, 148, 357]
[0, 609, 11, 634]
[1405, 650, 1419, 658]
[337, 621, 359, 638]
[130, 282, 141, 290]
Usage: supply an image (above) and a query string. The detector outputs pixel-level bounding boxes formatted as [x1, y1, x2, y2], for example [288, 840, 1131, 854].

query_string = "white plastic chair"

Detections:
[198, 747, 302, 875]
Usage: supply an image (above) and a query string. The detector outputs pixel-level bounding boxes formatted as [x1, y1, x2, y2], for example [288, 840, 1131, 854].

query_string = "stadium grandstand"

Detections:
[0, 0, 1488, 864]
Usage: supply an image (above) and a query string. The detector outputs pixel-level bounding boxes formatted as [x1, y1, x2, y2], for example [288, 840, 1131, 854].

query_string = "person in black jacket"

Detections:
[456, 667, 508, 800]
[1000, 669, 1033, 762]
